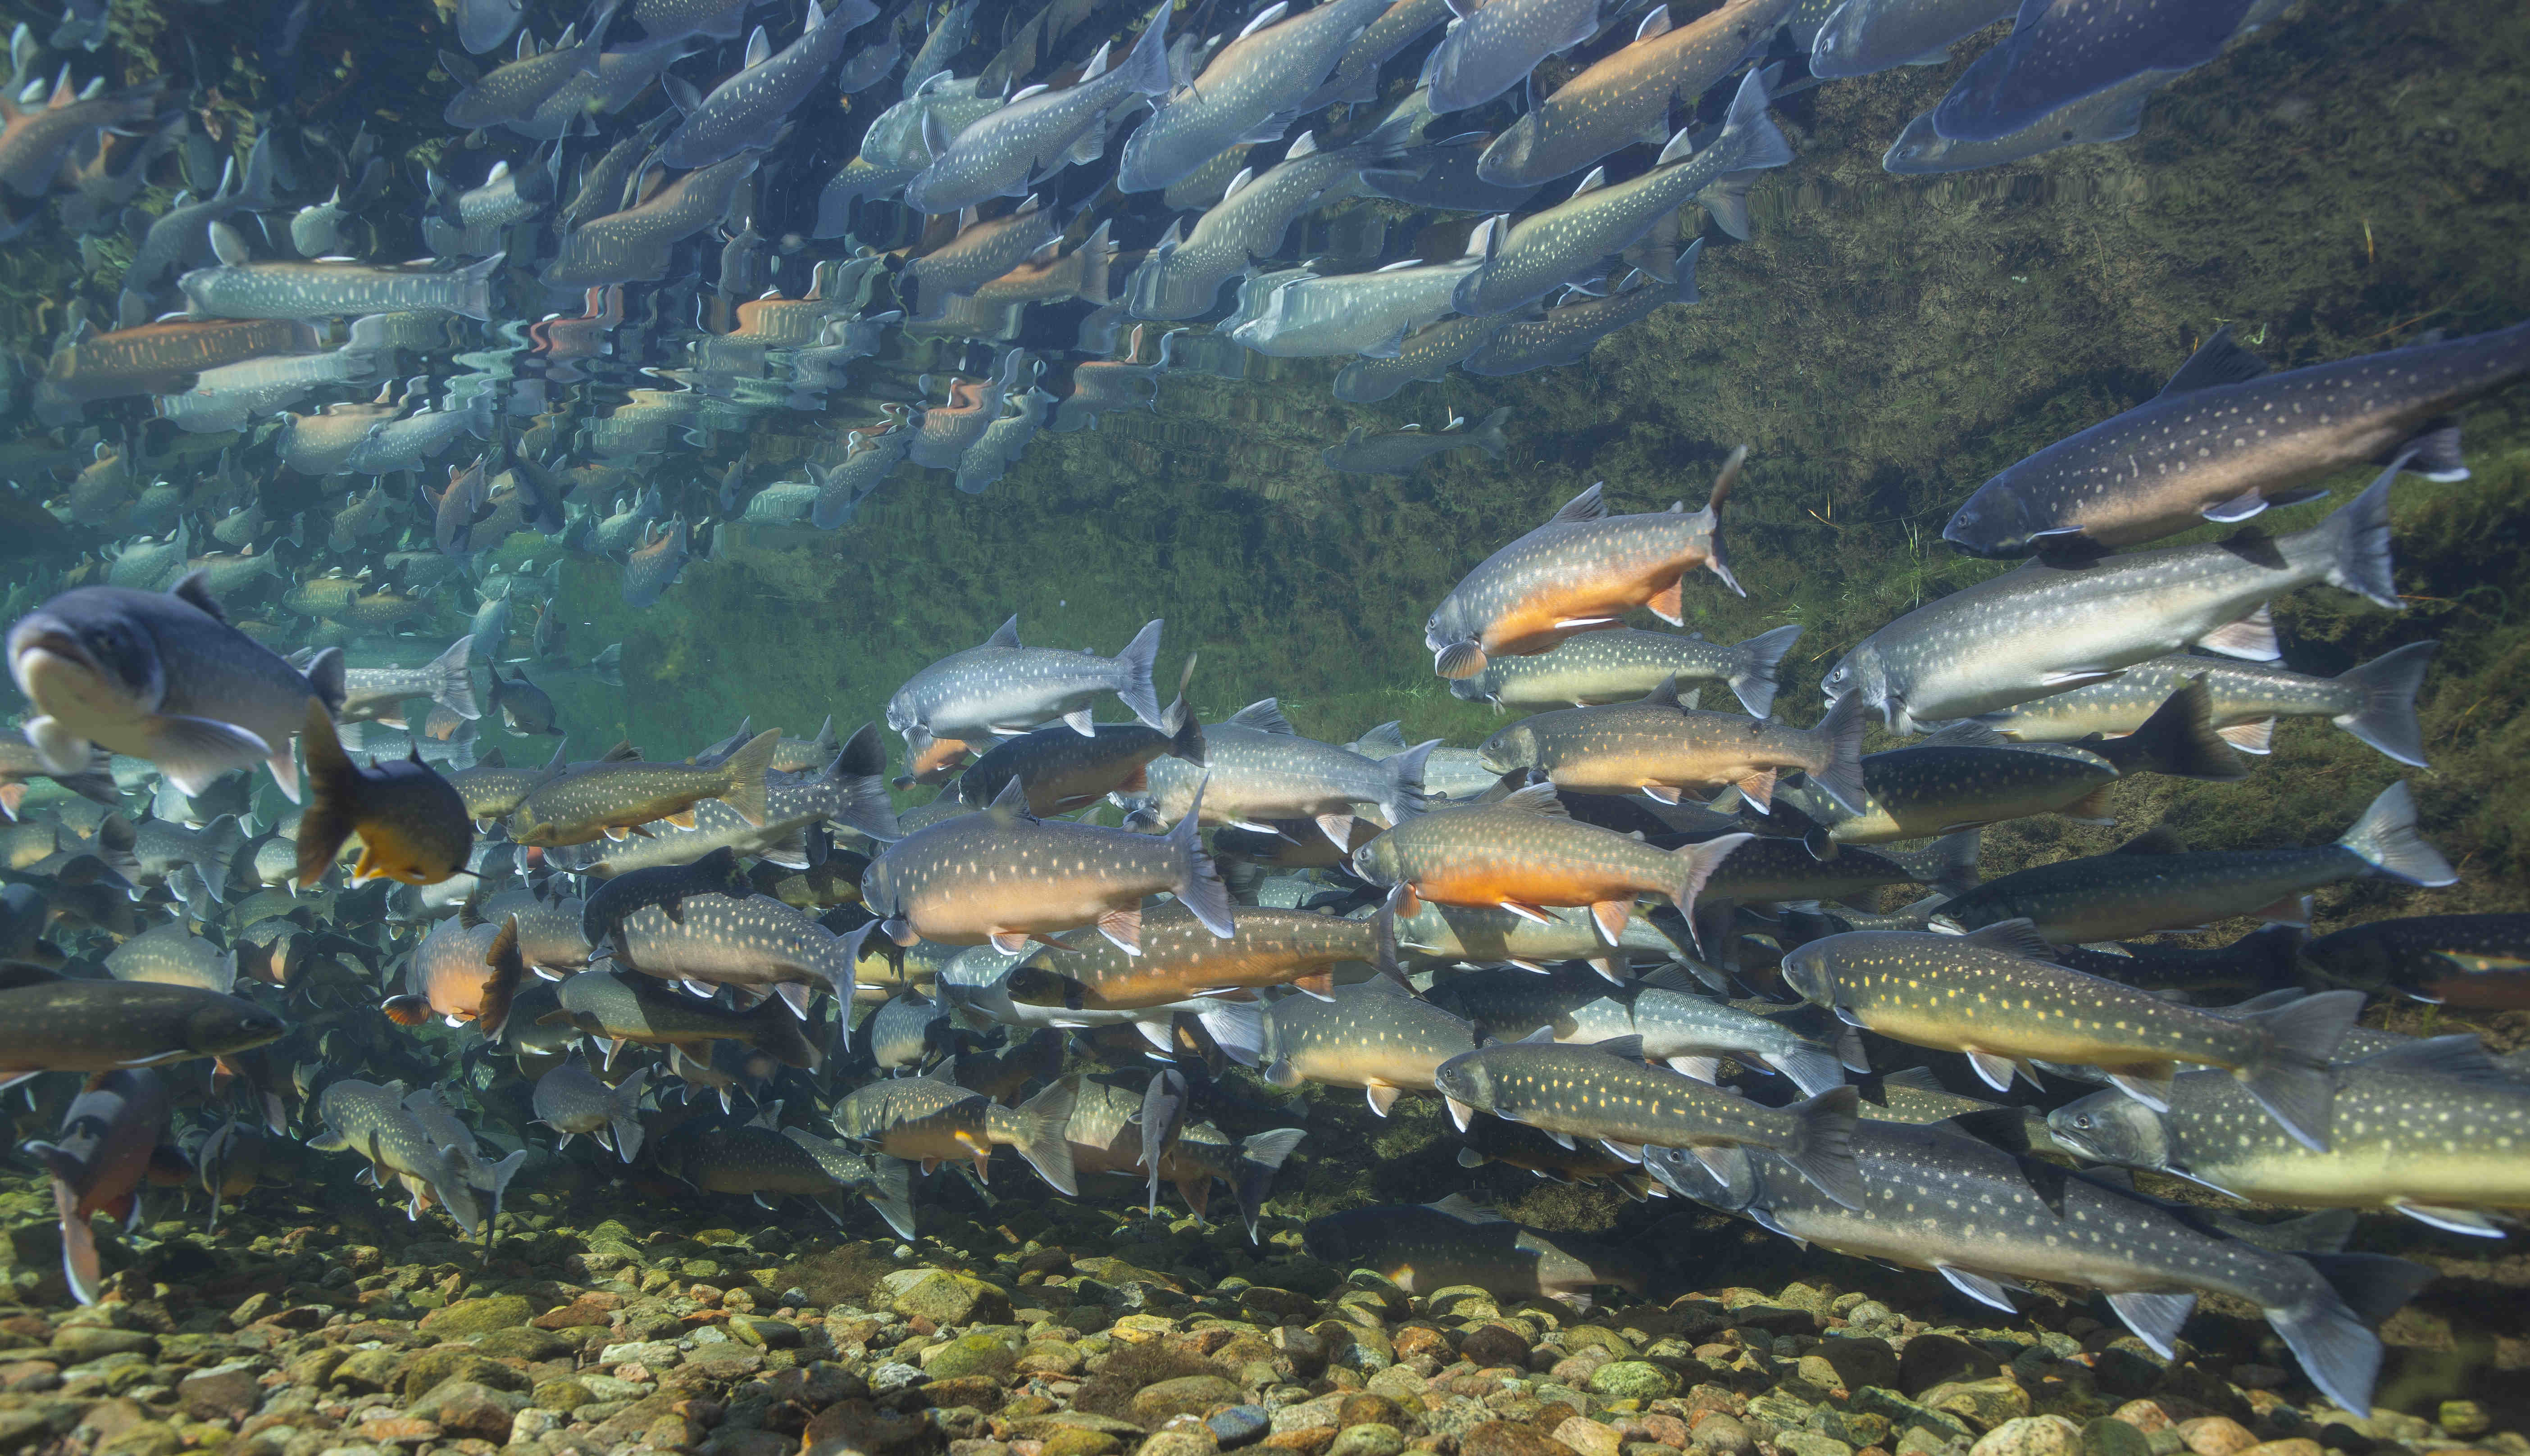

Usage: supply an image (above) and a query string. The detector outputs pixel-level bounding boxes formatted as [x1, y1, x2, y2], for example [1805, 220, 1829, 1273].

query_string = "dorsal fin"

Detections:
[983, 615, 1022, 649]
[1567, 166, 1608, 200]
[1958, 919, 2055, 960]
[1635, 4, 1671, 40]
[1286, 130, 1318, 160]
[1493, 782, 1568, 817]
[1354, 721, 1407, 753]
[2111, 826, 2184, 855]
[1430, 1192, 1510, 1223]
[744, 24, 772, 64]
[2159, 325, 2271, 398]
[1547, 481, 1607, 525]
[170, 571, 227, 622]
[1219, 165, 1256, 200]
[1236, 0, 1289, 39]
[1226, 699, 1292, 734]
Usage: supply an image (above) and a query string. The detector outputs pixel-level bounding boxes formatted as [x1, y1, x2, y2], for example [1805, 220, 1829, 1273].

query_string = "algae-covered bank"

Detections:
[0, 0, 2525, 1453]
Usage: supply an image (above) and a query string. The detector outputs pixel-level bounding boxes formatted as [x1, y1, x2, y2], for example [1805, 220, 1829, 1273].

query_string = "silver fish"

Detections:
[657, 0, 882, 169]
[1115, 0, 1390, 194]
[902, 5, 1171, 214]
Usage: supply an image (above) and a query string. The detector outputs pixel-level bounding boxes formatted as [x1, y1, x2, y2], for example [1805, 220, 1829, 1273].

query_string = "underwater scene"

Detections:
[0, 0, 2526, 1455]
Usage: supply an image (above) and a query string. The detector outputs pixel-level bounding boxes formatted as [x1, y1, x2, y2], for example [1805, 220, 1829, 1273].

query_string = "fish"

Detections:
[1826, 462, 2406, 734]
[1449, 621, 1799, 722]
[20, 1069, 167, 1304]
[0, 963, 284, 1086]
[40, 318, 320, 415]
[1465, 241, 1700, 376]
[1775, 681, 2244, 846]
[1229, 254, 1475, 358]
[1352, 783, 1750, 948]
[1937, 780, 2457, 944]
[2049, 1034, 2530, 1236]
[306, 1077, 485, 1234]
[546, 154, 761, 288]
[403, 915, 521, 1031]
[831, 1074, 1078, 1192]
[0, 63, 163, 200]
[1333, 313, 1512, 404]
[906, 197, 1065, 308]
[776, 1127, 919, 1234]
[531, 1053, 652, 1160]
[620, 518, 695, 607]
[1476, 677, 1866, 816]
[443, 2, 623, 129]
[1882, 65, 2183, 175]
[487, 669, 562, 736]
[581, 844, 756, 955]
[1302, 1194, 1645, 1299]
[1307, 0, 1452, 107]
[1257, 971, 1476, 1115]
[545, 967, 824, 1069]
[1134, 699, 1430, 842]
[296, 703, 475, 888]
[887, 615, 1166, 746]
[1478, 0, 1800, 187]
[1423, 0, 1604, 115]
[509, 728, 778, 847]
[610, 896, 866, 1018]
[949, 684, 1204, 816]
[2298, 913, 2530, 1009]
[864, 774, 1233, 953]
[1699, 1112, 2430, 1417]
[0, 739, 117, 820]
[1115, 0, 1390, 195]
[1943, 323, 2530, 555]
[8, 573, 346, 801]
[1007, 898, 1396, 1009]
[1425, 467, 1741, 682]
[1977, 643, 2439, 767]
[458, 0, 528, 52]
[1452, 70, 1792, 318]
[179, 224, 504, 323]
[1393, 899, 1686, 974]
[869, 990, 955, 1071]
[1780, 917, 2363, 1147]
[1810, 0, 2017, 77]
[1433, 1032, 1863, 1205]
[1324, 408, 1511, 476]
[657, 0, 882, 168]
[902, 5, 1173, 214]
[1929, 0, 2262, 144]
[1138, 1066, 1188, 1214]
[1128, 123, 1407, 322]
[1424, 962, 1847, 1094]
[105, 922, 236, 993]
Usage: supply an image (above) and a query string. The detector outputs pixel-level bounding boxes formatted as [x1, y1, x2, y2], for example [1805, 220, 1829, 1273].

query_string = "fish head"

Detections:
[187, 988, 287, 1057]
[1940, 476, 2038, 558]
[1818, 648, 1888, 725]
[2045, 1090, 2167, 1167]
[885, 693, 919, 738]
[860, 850, 903, 922]
[1429, 1047, 1487, 1107]
[1774, 939, 1836, 1007]
[1348, 833, 1399, 888]
[1423, 595, 1481, 677]
[1474, 720, 1537, 775]
[8, 594, 167, 725]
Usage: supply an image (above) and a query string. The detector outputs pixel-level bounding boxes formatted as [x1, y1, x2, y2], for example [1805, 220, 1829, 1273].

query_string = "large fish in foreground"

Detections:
[508, 729, 779, 847]
[308, 1078, 485, 1234]
[1258, 972, 1477, 1115]
[1825, 461, 2403, 733]
[1696, 1113, 2429, 1418]
[1132, 699, 1431, 841]
[0, 965, 285, 1087]
[1426, 464, 1742, 681]
[1779, 919, 2361, 1148]
[1944, 323, 2530, 555]
[655, 0, 880, 168]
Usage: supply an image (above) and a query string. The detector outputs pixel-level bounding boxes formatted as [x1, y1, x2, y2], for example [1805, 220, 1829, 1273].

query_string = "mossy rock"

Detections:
[1587, 1362, 1681, 1403]
[418, 1295, 534, 1337]
[925, 1331, 1021, 1380]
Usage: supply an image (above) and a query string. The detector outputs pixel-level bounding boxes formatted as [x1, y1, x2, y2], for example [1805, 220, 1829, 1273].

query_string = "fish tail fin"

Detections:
[1470, 406, 1511, 462]
[1193, 997, 1263, 1067]
[1076, 227, 1115, 307]
[588, 643, 624, 687]
[1767, 1043, 1848, 1099]
[454, 251, 505, 323]
[824, 722, 901, 839]
[611, 1064, 651, 1163]
[1728, 622, 1801, 718]
[2238, 988, 2366, 1151]
[1168, 776, 1236, 938]
[52, 1179, 102, 1305]
[2091, 676, 2247, 782]
[482, 1149, 528, 1223]
[1778, 1083, 1865, 1210]
[1807, 691, 1870, 816]
[1012, 1078, 1078, 1195]
[2269, 1252, 2435, 1418]
[863, 1153, 917, 1239]
[1369, 893, 1403, 987]
[1925, 827, 1982, 898]
[751, 994, 824, 1071]
[1231, 1126, 1306, 1243]
[195, 812, 246, 902]
[1692, 70, 1793, 240]
[1665, 832, 1752, 927]
[430, 635, 482, 720]
[2314, 458, 2402, 609]
[1670, 236, 1704, 304]
[1118, 3, 1172, 96]
[1166, 684, 1206, 765]
[294, 702, 360, 888]
[717, 728, 781, 826]
[2330, 640, 2438, 767]
[478, 915, 526, 1039]
[2336, 780, 2455, 886]
[1383, 738, 1437, 825]
[1113, 618, 1166, 728]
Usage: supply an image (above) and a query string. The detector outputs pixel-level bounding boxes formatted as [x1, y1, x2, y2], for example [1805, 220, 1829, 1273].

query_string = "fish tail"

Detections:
[454, 252, 505, 324]
[2312, 457, 2402, 609]
[1806, 690, 1870, 816]
[195, 812, 247, 903]
[1231, 1126, 1306, 1244]
[1669, 238, 1704, 307]
[1698, 446, 1747, 598]
[750, 994, 824, 1071]
[1692, 70, 1794, 241]
[1116, 3, 1173, 97]
[482, 1149, 528, 1225]
[1776, 1083, 1864, 1210]
[1728, 622, 1801, 719]
[2335, 780, 2456, 887]
[429, 635, 482, 720]
[1368, 892, 1404, 987]
[1193, 997, 1263, 1067]
[716, 728, 781, 826]
[1382, 738, 1437, 826]
[862, 1153, 918, 1240]
[294, 701, 361, 888]
[825, 723, 902, 840]
[53, 1179, 102, 1306]
[1766, 1043, 1847, 1099]
[2238, 988, 2366, 1151]
[611, 1064, 651, 1163]
[1469, 407, 1511, 462]
[1168, 775, 1237, 939]
[2093, 677, 2243, 782]
[1011, 1078, 1078, 1195]
[2330, 640, 2438, 767]
[1112, 618, 1166, 729]
[2267, 1252, 2435, 1418]
[1925, 827, 1982, 898]
[588, 643, 624, 688]
[1664, 832, 1751, 929]
[478, 916, 527, 1039]
[1165, 672, 1207, 765]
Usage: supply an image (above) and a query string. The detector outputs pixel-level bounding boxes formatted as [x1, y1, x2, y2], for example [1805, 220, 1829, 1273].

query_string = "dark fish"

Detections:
[530, 1053, 651, 1160]
[487, 668, 562, 736]
[20, 1069, 167, 1304]
[657, 0, 883, 169]
[581, 844, 755, 956]
[296, 703, 475, 888]
[1139, 1067, 1187, 1215]
[545, 968, 824, 1069]
[0, 961, 285, 1088]
[2300, 913, 2530, 1009]
[1930, 0, 2262, 144]
[1303, 1194, 1645, 1299]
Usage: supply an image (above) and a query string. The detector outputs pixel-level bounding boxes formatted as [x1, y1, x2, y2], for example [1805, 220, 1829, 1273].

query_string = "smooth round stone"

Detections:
[1209, 1406, 1271, 1449]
